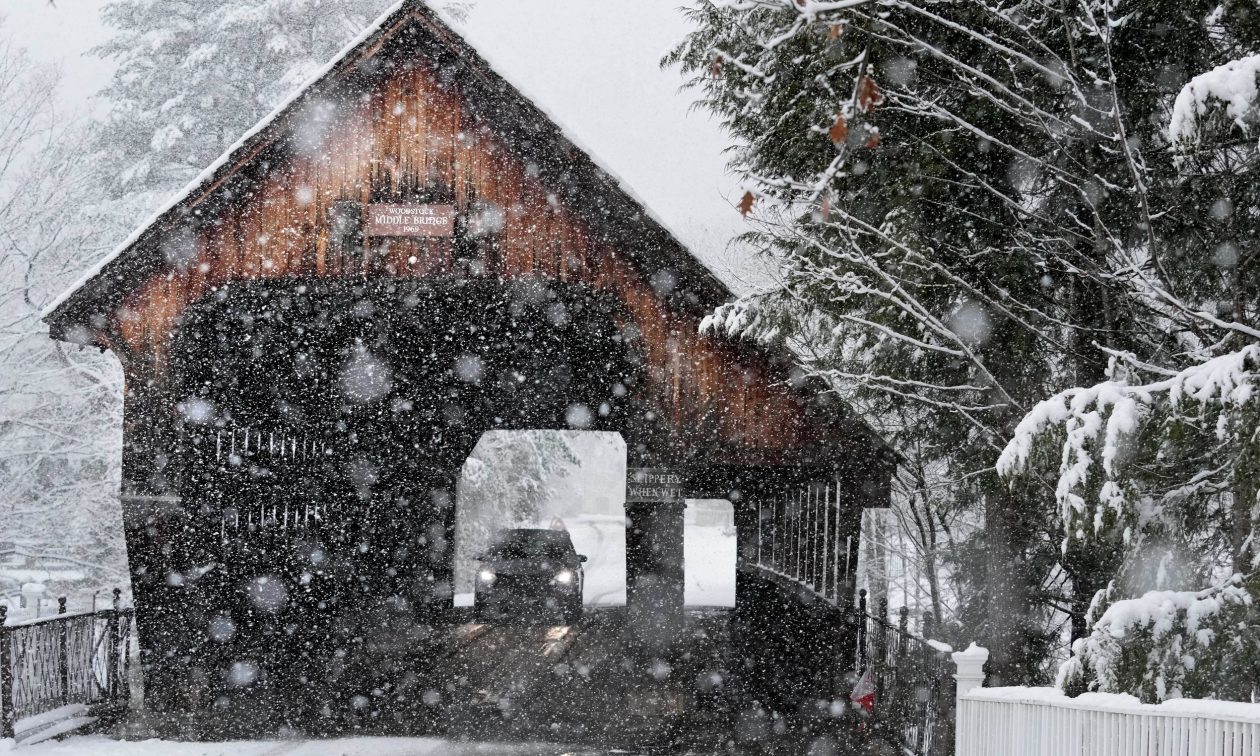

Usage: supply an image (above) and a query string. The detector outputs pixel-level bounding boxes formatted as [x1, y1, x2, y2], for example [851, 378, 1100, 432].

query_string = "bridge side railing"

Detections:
[0, 590, 133, 741]
[741, 483, 962, 753]
[855, 590, 957, 756]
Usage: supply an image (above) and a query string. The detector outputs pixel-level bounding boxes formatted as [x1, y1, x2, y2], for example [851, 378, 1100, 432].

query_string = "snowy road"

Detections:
[14, 610, 737, 755]
[13, 520, 738, 755]
[10, 735, 638, 755]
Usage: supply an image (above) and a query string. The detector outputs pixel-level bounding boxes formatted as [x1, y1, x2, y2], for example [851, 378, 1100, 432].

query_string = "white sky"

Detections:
[2, 0, 768, 292]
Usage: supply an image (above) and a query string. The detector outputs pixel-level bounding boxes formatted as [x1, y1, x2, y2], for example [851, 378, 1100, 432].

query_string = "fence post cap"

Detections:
[951, 642, 989, 664]
[952, 643, 988, 698]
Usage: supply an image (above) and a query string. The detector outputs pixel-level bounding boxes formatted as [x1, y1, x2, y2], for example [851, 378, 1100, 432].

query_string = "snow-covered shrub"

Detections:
[1169, 54, 1260, 152]
[1058, 575, 1260, 703]
[999, 345, 1260, 593]
[1001, 346, 1260, 701]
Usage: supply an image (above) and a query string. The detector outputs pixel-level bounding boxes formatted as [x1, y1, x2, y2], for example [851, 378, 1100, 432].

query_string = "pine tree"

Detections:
[996, 4, 1260, 699]
[90, 0, 397, 211]
[669, 0, 1260, 683]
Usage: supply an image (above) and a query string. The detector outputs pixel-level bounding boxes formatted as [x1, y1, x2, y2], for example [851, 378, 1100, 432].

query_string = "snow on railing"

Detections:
[0, 591, 133, 744]
[954, 655, 1260, 756]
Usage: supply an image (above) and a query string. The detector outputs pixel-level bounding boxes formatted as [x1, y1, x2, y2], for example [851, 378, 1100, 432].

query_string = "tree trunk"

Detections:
[982, 486, 1027, 686]
[1233, 478, 1256, 574]
[1068, 572, 1102, 644]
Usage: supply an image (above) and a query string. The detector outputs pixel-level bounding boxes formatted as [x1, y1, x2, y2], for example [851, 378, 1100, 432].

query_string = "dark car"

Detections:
[474, 528, 587, 624]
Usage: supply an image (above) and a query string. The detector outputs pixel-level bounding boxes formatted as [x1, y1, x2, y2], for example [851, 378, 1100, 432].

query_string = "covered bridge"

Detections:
[42, 0, 892, 735]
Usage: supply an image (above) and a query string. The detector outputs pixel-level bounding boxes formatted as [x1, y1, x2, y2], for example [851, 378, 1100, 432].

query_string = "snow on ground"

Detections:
[568, 514, 629, 607]
[562, 510, 735, 608]
[6, 735, 590, 755]
[684, 519, 736, 608]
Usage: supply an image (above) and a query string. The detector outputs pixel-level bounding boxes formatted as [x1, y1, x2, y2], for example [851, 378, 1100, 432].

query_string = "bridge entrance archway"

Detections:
[453, 430, 628, 610]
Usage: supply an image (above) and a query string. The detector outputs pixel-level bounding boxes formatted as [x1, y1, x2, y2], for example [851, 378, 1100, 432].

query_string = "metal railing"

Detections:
[0, 590, 133, 740]
[856, 590, 956, 756]
[753, 480, 857, 606]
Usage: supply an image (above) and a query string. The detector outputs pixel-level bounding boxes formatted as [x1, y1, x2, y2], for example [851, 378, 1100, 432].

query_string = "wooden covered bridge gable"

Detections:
[43, 0, 883, 470]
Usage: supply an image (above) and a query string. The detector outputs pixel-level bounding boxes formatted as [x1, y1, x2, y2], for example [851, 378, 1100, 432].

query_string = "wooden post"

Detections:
[895, 605, 909, 732]
[109, 589, 124, 703]
[0, 604, 13, 740]
[874, 597, 889, 700]
[857, 588, 869, 671]
[58, 596, 69, 705]
[625, 501, 685, 649]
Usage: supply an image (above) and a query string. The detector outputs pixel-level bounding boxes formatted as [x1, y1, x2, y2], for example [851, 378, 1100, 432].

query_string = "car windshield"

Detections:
[485, 529, 573, 559]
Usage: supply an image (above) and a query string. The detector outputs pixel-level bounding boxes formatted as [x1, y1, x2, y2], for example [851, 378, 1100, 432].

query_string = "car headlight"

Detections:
[553, 569, 575, 585]
[477, 569, 496, 585]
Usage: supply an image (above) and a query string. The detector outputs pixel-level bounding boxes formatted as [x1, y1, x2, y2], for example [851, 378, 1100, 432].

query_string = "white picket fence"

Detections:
[951, 647, 1260, 756]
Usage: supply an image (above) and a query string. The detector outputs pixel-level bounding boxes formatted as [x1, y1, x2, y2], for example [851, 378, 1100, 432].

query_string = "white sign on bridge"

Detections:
[365, 203, 455, 237]
[626, 468, 687, 503]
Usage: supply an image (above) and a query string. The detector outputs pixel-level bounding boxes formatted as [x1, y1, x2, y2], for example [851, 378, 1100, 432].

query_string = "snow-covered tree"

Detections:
[90, 0, 396, 211]
[670, 0, 1260, 682]
[0, 25, 126, 584]
[1058, 576, 1259, 703]
[1000, 348, 1260, 590]
[990, 8, 1260, 699]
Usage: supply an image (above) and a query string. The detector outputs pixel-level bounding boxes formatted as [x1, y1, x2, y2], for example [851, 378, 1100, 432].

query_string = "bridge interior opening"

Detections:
[453, 430, 627, 607]
[683, 499, 736, 608]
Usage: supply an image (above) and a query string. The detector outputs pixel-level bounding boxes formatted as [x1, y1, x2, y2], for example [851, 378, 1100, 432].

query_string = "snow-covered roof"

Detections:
[42, 0, 746, 324]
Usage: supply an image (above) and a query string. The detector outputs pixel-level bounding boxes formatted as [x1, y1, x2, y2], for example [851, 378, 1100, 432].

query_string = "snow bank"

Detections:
[1169, 54, 1260, 144]
[14, 735, 571, 755]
